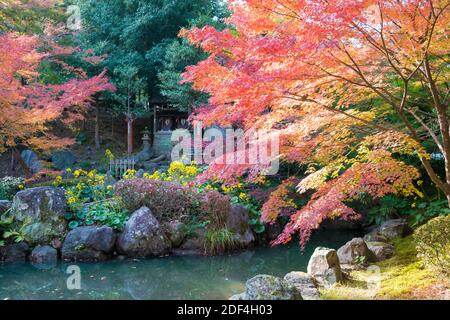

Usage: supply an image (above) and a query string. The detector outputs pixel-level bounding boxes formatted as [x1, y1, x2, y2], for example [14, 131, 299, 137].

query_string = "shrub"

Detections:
[407, 199, 450, 226]
[414, 215, 450, 276]
[115, 179, 200, 221]
[0, 176, 24, 200]
[115, 179, 233, 229]
[200, 190, 231, 229]
[198, 180, 268, 234]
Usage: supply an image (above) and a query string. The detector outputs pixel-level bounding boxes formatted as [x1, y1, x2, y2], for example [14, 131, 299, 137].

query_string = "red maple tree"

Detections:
[0, 29, 115, 176]
[181, 0, 449, 247]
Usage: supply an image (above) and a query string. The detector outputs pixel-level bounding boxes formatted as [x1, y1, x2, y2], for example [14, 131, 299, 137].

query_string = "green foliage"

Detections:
[0, 1, 65, 34]
[182, 219, 210, 238]
[158, 9, 229, 111]
[73, 0, 226, 116]
[0, 216, 31, 245]
[0, 176, 24, 200]
[414, 215, 450, 276]
[158, 38, 209, 111]
[407, 199, 450, 226]
[65, 199, 130, 231]
[53, 169, 128, 230]
[75, 131, 88, 145]
[320, 236, 441, 300]
[79, 160, 93, 171]
[368, 195, 409, 225]
[353, 256, 367, 265]
[368, 195, 450, 226]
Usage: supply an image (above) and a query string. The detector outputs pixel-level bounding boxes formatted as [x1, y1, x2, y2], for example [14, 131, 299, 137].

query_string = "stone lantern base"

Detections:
[153, 131, 173, 158]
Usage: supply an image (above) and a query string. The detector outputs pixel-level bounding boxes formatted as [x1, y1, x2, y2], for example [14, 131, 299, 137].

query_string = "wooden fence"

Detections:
[109, 158, 136, 179]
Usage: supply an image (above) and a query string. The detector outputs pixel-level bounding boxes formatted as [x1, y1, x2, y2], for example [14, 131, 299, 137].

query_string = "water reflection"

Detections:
[0, 230, 360, 300]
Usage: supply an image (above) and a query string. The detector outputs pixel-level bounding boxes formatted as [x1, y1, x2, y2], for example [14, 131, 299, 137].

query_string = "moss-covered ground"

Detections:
[321, 236, 450, 300]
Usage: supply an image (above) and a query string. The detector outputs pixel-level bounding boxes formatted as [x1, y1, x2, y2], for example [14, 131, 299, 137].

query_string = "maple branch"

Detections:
[282, 93, 393, 133]
[406, 107, 444, 154]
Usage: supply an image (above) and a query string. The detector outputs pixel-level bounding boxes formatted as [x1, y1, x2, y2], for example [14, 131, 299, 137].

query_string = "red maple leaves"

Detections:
[0, 32, 115, 153]
[182, 0, 448, 247]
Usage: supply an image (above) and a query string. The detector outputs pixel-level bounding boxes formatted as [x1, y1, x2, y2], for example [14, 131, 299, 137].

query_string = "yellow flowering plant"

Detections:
[144, 161, 202, 185]
[53, 169, 113, 214]
[123, 169, 137, 180]
[52, 168, 129, 231]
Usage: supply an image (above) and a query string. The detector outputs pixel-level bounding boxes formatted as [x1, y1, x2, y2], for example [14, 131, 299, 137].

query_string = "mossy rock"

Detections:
[9, 187, 67, 245]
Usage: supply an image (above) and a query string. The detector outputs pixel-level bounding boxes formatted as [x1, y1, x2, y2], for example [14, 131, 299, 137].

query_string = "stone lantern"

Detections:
[142, 127, 151, 152]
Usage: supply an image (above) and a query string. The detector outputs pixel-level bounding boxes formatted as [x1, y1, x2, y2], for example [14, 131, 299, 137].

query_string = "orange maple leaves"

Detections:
[0, 32, 114, 153]
[181, 0, 449, 247]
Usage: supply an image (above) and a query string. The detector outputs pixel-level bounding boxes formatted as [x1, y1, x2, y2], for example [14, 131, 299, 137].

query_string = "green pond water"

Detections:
[0, 230, 359, 300]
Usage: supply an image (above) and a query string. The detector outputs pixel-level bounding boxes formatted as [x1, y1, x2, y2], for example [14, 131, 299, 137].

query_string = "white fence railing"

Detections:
[109, 158, 136, 179]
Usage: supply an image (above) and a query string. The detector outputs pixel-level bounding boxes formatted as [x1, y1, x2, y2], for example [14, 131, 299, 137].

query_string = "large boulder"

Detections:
[0, 242, 29, 263]
[21, 150, 42, 174]
[363, 232, 390, 243]
[337, 238, 377, 265]
[62, 226, 116, 261]
[366, 219, 412, 242]
[307, 247, 343, 288]
[0, 200, 11, 215]
[232, 275, 302, 300]
[367, 242, 395, 261]
[30, 245, 58, 268]
[379, 219, 412, 240]
[116, 207, 171, 258]
[175, 235, 205, 256]
[284, 272, 320, 300]
[10, 187, 67, 245]
[229, 293, 247, 300]
[225, 205, 255, 248]
[162, 220, 186, 248]
[51, 150, 76, 170]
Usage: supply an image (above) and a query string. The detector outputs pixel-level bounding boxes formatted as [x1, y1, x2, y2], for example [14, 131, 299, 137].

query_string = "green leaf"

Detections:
[68, 221, 80, 230]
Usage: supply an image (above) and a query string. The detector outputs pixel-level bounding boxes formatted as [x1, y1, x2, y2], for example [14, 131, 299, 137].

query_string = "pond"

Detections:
[0, 230, 359, 300]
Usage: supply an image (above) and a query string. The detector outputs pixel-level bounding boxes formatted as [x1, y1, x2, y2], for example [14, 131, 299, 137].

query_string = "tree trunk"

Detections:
[126, 82, 133, 155]
[12, 148, 32, 179]
[94, 107, 101, 150]
[127, 117, 134, 155]
[423, 57, 450, 207]
[10, 149, 15, 172]
[111, 114, 114, 138]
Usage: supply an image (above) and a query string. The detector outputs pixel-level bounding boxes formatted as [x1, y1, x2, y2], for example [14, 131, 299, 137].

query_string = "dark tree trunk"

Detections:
[12, 148, 32, 179]
[10, 149, 15, 172]
[127, 117, 134, 155]
[94, 107, 101, 150]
